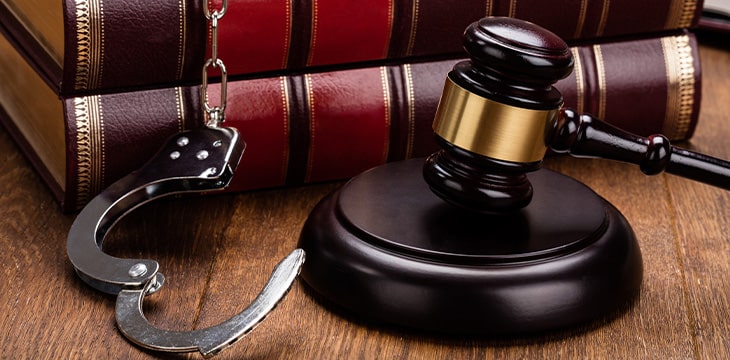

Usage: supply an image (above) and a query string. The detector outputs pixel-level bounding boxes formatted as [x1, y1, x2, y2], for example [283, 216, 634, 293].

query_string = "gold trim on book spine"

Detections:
[174, 87, 185, 131]
[405, 0, 420, 56]
[665, 0, 698, 29]
[74, 0, 104, 91]
[379, 66, 392, 162]
[571, 47, 585, 114]
[403, 64, 416, 159]
[280, 77, 291, 183]
[307, 0, 319, 65]
[304, 73, 315, 182]
[432, 78, 558, 163]
[283, 0, 292, 68]
[73, 95, 104, 208]
[596, 0, 610, 37]
[176, 0, 186, 80]
[508, 0, 517, 17]
[593, 44, 607, 120]
[383, 0, 394, 57]
[485, 0, 493, 16]
[661, 34, 695, 140]
[574, 0, 588, 38]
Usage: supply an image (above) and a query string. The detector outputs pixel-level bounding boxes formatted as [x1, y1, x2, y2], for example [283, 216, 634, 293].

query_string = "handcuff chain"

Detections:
[201, 0, 228, 127]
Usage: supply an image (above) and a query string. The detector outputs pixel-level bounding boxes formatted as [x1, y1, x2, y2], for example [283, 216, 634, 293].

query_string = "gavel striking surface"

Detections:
[298, 158, 643, 334]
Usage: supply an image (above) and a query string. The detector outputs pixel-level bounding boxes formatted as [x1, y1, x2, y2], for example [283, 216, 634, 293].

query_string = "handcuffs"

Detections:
[66, 124, 305, 357]
[66, 2, 304, 356]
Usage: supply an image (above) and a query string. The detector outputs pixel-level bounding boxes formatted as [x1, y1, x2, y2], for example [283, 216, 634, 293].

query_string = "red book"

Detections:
[0, 0, 704, 95]
[0, 30, 702, 211]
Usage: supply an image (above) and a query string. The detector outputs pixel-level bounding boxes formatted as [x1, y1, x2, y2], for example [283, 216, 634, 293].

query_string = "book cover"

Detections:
[0, 31, 702, 211]
[0, 0, 704, 95]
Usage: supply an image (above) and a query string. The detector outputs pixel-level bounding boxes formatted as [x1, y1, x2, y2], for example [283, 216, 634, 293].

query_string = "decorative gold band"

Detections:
[432, 78, 559, 163]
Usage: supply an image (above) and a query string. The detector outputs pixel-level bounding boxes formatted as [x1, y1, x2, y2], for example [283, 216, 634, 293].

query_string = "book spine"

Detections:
[62, 32, 701, 211]
[62, 0, 206, 94]
[61, 0, 702, 94]
[557, 32, 701, 140]
[63, 86, 200, 207]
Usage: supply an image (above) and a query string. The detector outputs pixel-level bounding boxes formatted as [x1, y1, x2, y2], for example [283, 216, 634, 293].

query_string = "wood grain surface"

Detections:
[1, 38, 728, 359]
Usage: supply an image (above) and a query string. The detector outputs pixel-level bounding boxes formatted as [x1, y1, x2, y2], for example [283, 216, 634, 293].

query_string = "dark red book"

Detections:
[0, 30, 702, 211]
[699, 0, 730, 33]
[0, 0, 704, 95]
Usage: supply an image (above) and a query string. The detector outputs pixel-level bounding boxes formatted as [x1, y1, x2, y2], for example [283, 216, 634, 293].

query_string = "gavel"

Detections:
[423, 17, 730, 213]
[298, 16, 728, 335]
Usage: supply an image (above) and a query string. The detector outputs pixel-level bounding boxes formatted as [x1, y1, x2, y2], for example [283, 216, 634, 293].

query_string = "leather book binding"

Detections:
[0, 0, 704, 95]
[699, 0, 730, 34]
[0, 30, 702, 211]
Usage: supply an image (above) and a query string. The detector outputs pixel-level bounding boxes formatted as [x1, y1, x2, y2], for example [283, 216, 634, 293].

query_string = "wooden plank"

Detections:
[665, 42, 730, 359]
[548, 158, 697, 359]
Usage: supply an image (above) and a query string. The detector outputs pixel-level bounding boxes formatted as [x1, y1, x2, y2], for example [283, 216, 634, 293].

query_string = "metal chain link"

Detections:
[201, 0, 228, 127]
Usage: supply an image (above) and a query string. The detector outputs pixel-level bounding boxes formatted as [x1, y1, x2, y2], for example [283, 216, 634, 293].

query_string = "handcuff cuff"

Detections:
[66, 125, 305, 357]
[66, 1, 305, 357]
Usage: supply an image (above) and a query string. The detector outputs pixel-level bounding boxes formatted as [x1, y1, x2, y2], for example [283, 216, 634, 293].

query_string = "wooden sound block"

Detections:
[298, 158, 643, 335]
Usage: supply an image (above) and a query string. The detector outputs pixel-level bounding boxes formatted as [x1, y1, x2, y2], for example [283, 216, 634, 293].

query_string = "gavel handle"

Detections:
[551, 108, 730, 190]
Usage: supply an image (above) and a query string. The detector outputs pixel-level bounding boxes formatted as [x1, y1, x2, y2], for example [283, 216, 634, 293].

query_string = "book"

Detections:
[0, 30, 702, 211]
[699, 0, 730, 33]
[0, 0, 704, 95]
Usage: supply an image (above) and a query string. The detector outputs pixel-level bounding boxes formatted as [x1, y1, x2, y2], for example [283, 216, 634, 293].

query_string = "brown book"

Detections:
[0, 30, 702, 212]
[0, 0, 703, 95]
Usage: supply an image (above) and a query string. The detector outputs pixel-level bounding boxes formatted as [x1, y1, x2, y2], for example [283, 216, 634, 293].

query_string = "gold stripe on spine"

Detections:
[661, 35, 695, 140]
[508, 0, 517, 17]
[73, 1, 90, 90]
[405, 0, 419, 56]
[403, 64, 416, 159]
[571, 47, 585, 114]
[174, 87, 185, 131]
[379, 66, 391, 162]
[73, 97, 91, 207]
[432, 78, 558, 163]
[593, 44, 607, 120]
[280, 76, 291, 183]
[385, 0, 395, 57]
[282, 0, 292, 68]
[206, 1, 212, 59]
[665, 0, 698, 29]
[596, 0, 610, 37]
[304, 73, 315, 182]
[73, 0, 104, 91]
[485, 0, 493, 16]
[307, 0, 319, 65]
[574, 0, 588, 38]
[73, 95, 104, 208]
[176, 0, 186, 80]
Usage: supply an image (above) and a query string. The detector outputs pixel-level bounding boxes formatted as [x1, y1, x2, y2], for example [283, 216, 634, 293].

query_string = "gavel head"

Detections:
[423, 17, 574, 213]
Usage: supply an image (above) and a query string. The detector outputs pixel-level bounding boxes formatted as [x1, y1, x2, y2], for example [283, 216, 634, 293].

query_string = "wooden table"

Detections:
[2, 37, 728, 359]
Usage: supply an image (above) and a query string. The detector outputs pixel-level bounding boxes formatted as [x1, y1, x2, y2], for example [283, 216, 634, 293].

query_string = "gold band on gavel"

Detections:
[432, 78, 559, 163]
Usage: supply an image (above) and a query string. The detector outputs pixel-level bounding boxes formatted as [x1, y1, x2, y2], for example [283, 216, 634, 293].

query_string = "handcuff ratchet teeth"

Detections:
[66, 126, 305, 357]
